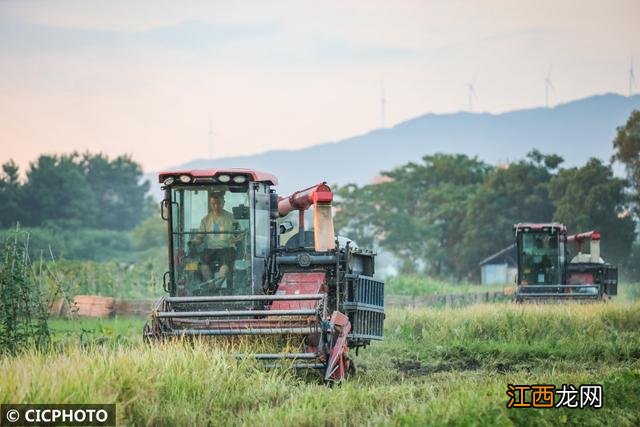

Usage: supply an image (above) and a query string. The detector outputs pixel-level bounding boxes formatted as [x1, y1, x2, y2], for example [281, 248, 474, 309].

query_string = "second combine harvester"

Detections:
[513, 223, 618, 302]
[145, 168, 385, 383]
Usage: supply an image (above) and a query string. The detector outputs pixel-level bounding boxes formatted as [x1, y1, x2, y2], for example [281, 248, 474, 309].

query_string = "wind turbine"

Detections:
[630, 59, 636, 97]
[380, 81, 387, 128]
[545, 67, 555, 108]
[467, 76, 478, 112]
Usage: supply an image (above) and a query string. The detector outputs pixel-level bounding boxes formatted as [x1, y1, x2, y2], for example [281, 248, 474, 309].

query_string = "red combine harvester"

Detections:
[144, 168, 384, 382]
[513, 223, 618, 302]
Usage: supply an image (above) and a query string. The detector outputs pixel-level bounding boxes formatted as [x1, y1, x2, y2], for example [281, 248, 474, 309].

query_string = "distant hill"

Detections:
[147, 93, 640, 196]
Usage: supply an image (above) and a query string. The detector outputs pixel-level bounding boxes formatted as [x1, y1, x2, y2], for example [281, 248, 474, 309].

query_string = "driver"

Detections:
[531, 236, 552, 282]
[193, 191, 239, 284]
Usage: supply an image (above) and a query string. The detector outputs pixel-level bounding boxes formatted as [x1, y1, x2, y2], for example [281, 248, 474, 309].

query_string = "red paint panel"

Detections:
[272, 272, 326, 310]
[568, 273, 594, 285]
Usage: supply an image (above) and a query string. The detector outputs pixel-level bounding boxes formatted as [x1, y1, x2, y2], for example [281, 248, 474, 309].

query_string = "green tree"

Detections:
[15, 152, 152, 230]
[80, 153, 153, 230]
[0, 160, 23, 228]
[549, 158, 635, 264]
[132, 215, 167, 251]
[22, 154, 97, 228]
[334, 183, 380, 250]
[335, 154, 490, 277]
[612, 110, 640, 217]
[460, 152, 559, 279]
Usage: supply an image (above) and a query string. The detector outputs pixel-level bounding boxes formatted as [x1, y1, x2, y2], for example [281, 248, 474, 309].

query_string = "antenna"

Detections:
[467, 75, 478, 112]
[380, 81, 386, 128]
[630, 58, 636, 97]
[545, 67, 555, 108]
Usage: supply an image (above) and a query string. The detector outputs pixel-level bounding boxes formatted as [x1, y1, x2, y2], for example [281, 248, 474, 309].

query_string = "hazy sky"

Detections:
[1, 0, 639, 173]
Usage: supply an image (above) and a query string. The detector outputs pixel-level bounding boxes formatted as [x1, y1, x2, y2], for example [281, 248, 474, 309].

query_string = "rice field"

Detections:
[2, 298, 640, 426]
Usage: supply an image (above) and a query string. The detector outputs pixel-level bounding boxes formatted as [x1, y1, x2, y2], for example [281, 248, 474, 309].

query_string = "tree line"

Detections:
[334, 110, 640, 280]
[0, 152, 153, 230]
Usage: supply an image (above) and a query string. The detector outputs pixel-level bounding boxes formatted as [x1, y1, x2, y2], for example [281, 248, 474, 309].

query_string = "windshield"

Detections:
[170, 185, 251, 296]
[519, 231, 561, 285]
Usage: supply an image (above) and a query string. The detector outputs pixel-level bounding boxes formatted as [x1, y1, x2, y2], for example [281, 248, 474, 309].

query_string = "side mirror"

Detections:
[160, 199, 170, 221]
[279, 221, 294, 234]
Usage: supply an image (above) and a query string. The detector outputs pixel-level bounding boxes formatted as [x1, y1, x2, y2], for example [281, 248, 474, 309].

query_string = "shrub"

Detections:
[0, 229, 51, 354]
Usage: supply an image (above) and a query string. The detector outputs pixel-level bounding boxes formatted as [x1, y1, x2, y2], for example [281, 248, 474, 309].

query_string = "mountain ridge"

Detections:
[147, 93, 640, 196]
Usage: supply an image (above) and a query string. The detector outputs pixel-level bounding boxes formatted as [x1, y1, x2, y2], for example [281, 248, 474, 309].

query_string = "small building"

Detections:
[478, 244, 517, 285]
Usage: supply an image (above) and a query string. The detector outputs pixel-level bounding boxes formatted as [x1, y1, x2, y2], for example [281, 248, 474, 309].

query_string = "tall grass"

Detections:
[385, 274, 506, 296]
[371, 302, 640, 373]
[2, 341, 638, 426]
[619, 282, 640, 301]
[2, 302, 639, 426]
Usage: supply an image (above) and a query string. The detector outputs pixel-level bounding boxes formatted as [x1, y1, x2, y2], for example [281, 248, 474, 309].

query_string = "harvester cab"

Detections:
[145, 168, 385, 382]
[513, 223, 618, 301]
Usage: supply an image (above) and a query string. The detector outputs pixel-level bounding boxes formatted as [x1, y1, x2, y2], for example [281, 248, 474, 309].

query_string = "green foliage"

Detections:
[550, 158, 635, 264]
[80, 153, 153, 230]
[0, 221, 167, 300]
[622, 242, 640, 282]
[3, 152, 152, 231]
[0, 230, 50, 355]
[336, 148, 637, 280]
[0, 227, 133, 262]
[336, 154, 491, 277]
[131, 216, 167, 252]
[47, 316, 144, 348]
[35, 257, 166, 299]
[333, 183, 379, 250]
[0, 160, 22, 228]
[385, 274, 502, 297]
[461, 156, 557, 279]
[22, 154, 97, 228]
[612, 109, 640, 217]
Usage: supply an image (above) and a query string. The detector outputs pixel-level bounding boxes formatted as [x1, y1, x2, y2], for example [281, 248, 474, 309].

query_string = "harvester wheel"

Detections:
[143, 322, 162, 343]
[142, 323, 153, 343]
